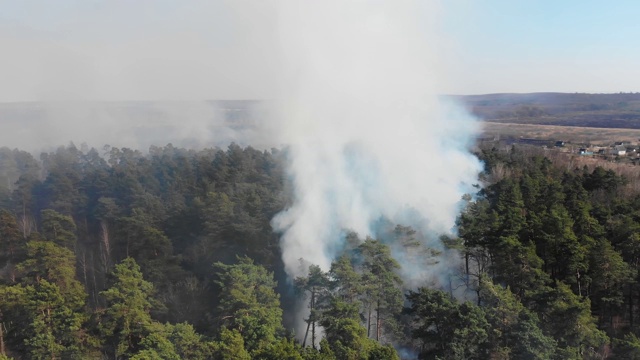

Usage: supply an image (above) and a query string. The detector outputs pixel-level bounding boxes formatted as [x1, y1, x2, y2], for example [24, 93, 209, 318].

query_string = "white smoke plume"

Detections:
[270, 1, 483, 282]
[0, 0, 482, 285]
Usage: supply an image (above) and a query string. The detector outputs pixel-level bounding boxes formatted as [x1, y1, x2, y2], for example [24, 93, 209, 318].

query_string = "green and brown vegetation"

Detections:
[3, 140, 640, 358]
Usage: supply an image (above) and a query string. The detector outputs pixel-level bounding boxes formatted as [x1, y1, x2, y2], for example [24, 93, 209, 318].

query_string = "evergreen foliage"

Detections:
[1, 142, 640, 358]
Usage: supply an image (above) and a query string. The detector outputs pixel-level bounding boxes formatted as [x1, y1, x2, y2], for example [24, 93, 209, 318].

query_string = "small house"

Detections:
[612, 145, 627, 156]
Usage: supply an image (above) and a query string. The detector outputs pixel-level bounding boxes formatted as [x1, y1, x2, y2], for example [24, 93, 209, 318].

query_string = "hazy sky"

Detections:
[0, 0, 638, 101]
[441, 0, 640, 94]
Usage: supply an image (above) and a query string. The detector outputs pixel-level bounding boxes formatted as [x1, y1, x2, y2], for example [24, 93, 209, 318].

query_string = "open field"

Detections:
[456, 92, 640, 129]
[479, 122, 640, 195]
[482, 121, 640, 146]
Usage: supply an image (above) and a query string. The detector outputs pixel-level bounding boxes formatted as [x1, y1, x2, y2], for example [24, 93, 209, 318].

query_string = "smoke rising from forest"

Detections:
[0, 1, 482, 286]
[269, 1, 483, 285]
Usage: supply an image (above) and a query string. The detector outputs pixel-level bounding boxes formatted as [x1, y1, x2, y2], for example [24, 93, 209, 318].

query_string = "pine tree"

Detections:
[295, 265, 330, 348]
[405, 287, 489, 360]
[214, 257, 283, 354]
[357, 238, 403, 343]
[479, 278, 556, 359]
[0, 210, 24, 264]
[99, 257, 156, 358]
[40, 209, 77, 250]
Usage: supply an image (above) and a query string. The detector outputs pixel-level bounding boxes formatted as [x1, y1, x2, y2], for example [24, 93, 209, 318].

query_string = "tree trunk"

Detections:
[0, 322, 5, 355]
[81, 251, 89, 288]
[311, 290, 316, 349]
[367, 305, 372, 338]
[100, 221, 112, 275]
[577, 270, 582, 297]
[21, 199, 27, 238]
[629, 282, 634, 329]
[302, 319, 310, 348]
[376, 299, 381, 342]
[91, 252, 99, 308]
[465, 252, 470, 276]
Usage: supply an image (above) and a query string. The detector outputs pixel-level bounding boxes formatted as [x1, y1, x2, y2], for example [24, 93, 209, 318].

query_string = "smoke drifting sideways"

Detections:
[0, 100, 269, 154]
[269, 1, 483, 288]
[0, 1, 280, 154]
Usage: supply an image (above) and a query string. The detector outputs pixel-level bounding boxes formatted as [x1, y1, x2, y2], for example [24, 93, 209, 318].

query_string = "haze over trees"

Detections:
[1, 142, 640, 358]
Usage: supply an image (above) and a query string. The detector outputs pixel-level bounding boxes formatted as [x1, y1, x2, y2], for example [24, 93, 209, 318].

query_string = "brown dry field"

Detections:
[481, 121, 640, 195]
[482, 121, 640, 146]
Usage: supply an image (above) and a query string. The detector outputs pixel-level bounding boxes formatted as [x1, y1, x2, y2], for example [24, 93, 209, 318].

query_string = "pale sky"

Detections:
[440, 0, 640, 94]
[0, 0, 638, 101]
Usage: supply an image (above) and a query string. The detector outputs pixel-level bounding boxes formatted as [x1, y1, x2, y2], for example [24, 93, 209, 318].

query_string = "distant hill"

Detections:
[451, 92, 640, 129]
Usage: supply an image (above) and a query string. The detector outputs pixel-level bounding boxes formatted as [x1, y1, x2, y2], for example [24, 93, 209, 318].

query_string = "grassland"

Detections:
[455, 92, 640, 129]
[482, 122, 640, 146]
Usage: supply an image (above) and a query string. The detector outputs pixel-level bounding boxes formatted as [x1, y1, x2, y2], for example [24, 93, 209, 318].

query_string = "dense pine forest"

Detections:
[2, 142, 640, 359]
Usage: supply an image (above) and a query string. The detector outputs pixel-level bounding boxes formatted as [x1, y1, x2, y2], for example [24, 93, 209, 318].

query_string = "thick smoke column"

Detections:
[0, 0, 481, 284]
[271, 1, 483, 281]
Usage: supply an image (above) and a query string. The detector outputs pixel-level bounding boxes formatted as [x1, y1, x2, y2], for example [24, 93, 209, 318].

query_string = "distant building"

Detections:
[612, 145, 627, 156]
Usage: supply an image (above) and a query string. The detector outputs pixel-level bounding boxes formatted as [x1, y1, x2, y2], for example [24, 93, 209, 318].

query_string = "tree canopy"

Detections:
[0, 142, 639, 358]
